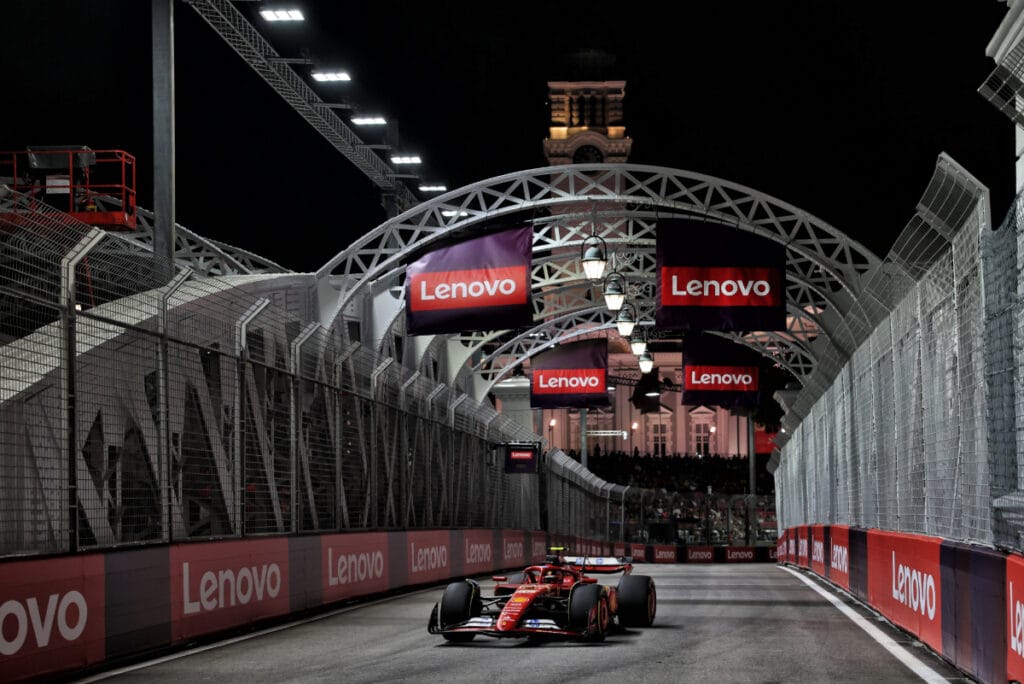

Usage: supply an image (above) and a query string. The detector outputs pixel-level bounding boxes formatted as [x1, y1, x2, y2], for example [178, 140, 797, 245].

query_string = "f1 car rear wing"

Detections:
[561, 556, 634, 574]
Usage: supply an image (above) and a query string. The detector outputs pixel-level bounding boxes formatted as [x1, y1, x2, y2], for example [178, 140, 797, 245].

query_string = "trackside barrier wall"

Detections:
[779, 525, 1009, 684]
[1, 528, 569, 682]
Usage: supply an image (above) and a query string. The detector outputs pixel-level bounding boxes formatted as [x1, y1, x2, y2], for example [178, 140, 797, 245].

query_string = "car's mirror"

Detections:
[491, 575, 507, 582]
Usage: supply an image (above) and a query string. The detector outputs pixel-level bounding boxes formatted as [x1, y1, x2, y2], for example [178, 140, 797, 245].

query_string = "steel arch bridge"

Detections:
[315, 163, 882, 400]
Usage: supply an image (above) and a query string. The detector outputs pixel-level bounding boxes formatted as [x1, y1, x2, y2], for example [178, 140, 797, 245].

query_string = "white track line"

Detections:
[781, 566, 948, 683]
[74, 586, 440, 682]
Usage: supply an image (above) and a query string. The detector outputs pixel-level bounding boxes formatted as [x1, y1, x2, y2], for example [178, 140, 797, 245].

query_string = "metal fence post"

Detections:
[234, 298, 270, 536]
[60, 228, 105, 553]
[159, 267, 192, 542]
[291, 322, 321, 533]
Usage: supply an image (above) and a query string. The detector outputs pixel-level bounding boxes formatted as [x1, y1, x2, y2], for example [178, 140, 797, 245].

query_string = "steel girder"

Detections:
[94, 196, 290, 276]
[184, 0, 418, 212]
[316, 165, 880, 398]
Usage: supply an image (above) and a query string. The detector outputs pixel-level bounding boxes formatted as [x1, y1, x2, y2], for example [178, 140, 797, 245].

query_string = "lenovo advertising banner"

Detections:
[687, 546, 714, 563]
[407, 530, 452, 585]
[725, 547, 756, 563]
[504, 442, 539, 474]
[502, 531, 526, 567]
[321, 533, 390, 604]
[681, 334, 761, 408]
[655, 218, 786, 331]
[171, 539, 290, 642]
[828, 526, 851, 591]
[810, 525, 826, 576]
[1007, 554, 1024, 682]
[797, 526, 809, 568]
[405, 226, 533, 335]
[866, 530, 942, 653]
[0, 554, 106, 682]
[530, 339, 610, 409]
[652, 546, 677, 563]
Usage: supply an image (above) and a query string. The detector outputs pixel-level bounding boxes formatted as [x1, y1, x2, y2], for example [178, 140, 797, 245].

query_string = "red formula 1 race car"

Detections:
[427, 549, 656, 642]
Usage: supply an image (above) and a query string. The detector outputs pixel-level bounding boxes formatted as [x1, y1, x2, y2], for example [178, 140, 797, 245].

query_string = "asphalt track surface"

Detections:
[78, 564, 971, 684]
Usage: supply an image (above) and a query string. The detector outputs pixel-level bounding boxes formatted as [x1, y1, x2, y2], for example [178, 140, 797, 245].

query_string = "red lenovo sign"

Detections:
[726, 547, 755, 562]
[408, 265, 528, 311]
[828, 526, 851, 590]
[1008, 555, 1024, 681]
[171, 539, 290, 641]
[322, 533, 390, 603]
[0, 555, 105, 681]
[660, 266, 780, 307]
[685, 365, 758, 392]
[687, 546, 714, 563]
[532, 368, 606, 395]
[867, 531, 942, 653]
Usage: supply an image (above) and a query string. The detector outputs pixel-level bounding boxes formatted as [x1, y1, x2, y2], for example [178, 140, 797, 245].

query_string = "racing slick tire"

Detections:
[568, 583, 609, 642]
[616, 574, 656, 627]
[439, 580, 481, 642]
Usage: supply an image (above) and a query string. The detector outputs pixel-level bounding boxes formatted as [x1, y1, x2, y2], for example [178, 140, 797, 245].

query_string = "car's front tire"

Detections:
[439, 581, 480, 642]
[569, 583, 609, 642]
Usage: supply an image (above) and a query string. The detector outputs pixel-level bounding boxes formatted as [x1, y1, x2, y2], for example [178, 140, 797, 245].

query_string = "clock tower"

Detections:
[543, 80, 632, 165]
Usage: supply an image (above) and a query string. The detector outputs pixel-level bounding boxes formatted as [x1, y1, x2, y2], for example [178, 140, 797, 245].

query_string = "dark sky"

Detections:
[0, 1, 1014, 272]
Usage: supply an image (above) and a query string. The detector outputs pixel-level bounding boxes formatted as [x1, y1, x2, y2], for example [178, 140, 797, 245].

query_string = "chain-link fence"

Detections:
[773, 156, 1024, 552]
[0, 187, 540, 557]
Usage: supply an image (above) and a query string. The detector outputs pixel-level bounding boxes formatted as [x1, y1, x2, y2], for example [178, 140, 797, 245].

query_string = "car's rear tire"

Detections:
[569, 583, 608, 642]
[440, 581, 480, 642]
[617, 574, 656, 627]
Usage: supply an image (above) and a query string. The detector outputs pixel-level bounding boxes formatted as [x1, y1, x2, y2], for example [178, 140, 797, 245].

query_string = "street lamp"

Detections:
[615, 302, 637, 337]
[548, 417, 557, 445]
[580, 234, 607, 280]
[602, 272, 626, 311]
[638, 350, 654, 374]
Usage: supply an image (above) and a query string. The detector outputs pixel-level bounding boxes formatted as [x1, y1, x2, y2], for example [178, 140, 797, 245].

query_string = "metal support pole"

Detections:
[60, 228, 105, 553]
[159, 267, 191, 542]
[748, 413, 756, 546]
[580, 409, 588, 470]
[152, 0, 176, 283]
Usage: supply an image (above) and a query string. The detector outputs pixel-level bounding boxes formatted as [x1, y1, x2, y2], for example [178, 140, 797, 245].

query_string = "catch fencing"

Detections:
[0, 187, 539, 556]
[772, 155, 1024, 551]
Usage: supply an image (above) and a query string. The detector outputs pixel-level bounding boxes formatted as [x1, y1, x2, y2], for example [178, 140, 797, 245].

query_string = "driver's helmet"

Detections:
[543, 570, 560, 584]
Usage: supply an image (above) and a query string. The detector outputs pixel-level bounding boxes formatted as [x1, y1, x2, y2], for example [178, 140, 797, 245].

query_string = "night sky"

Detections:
[0, 1, 1014, 272]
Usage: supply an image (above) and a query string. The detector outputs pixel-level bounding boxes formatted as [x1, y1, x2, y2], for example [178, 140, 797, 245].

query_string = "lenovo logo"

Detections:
[410, 543, 448, 573]
[654, 548, 675, 561]
[890, 552, 936, 621]
[811, 540, 825, 564]
[465, 541, 492, 564]
[504, 541, 524, 561]
[798, 538, 808, 559]
[533, 369, 605, 394]
[182, 562, 281, 615]
[1011, 582, 1024, 657]
[726, 548, 754, 561]
[327, 548, 384, 586]
[409, 265, 527, 311]
[661, 266, 779, 307]
[532, 541, 547, 559]
[685, 366, 758, 391]
[831, 544, 849, 575]
[0, 591, 88, 655]
[687, 548, 713, 561]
